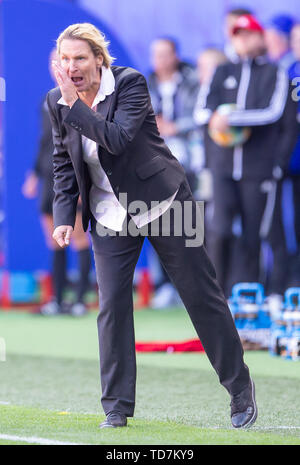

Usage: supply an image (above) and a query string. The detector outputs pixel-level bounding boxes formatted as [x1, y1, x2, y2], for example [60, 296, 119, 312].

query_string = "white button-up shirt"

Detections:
[58, 66, 178, 231]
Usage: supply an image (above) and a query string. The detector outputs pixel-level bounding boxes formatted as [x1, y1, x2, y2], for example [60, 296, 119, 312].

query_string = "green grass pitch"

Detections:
[0, 307, 299, 445]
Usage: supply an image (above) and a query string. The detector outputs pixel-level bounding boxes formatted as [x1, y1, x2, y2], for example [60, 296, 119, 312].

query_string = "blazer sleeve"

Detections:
[46, 92, 79, 229]
[63, 71, 150, 155]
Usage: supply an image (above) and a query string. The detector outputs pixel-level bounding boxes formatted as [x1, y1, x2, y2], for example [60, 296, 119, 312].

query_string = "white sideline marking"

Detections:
[210, 426, 300, 431]
[0, 434, 82, 445]
[253, 426, 300, 430]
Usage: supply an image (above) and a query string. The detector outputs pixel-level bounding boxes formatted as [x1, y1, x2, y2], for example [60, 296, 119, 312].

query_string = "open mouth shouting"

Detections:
[71, 76, 84, 86]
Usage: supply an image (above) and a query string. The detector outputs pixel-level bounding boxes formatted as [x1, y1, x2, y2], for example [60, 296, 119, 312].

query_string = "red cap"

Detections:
[232, 14, 264, 35]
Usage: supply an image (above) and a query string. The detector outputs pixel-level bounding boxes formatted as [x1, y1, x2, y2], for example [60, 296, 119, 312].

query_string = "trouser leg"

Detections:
[52, 248, 67, 305]
[208, 176, 239, 295]
[208, 233, 234, 296]
[149, 180, 250, 395]
[264, 179, 288, 294]
[289, 175, 300, 284]
[76, 247, 91, 302]
[292, 175, 300, 246]
[90, 220, 144, 416]
[238, 180, 268, 283]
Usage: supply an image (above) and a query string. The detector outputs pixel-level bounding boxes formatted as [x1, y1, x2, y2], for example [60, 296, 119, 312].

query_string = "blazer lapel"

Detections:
[96, 92, 114, 121]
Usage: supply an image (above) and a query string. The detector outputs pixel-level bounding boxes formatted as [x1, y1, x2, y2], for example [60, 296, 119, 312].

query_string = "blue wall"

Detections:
[1, 0, 134, 272]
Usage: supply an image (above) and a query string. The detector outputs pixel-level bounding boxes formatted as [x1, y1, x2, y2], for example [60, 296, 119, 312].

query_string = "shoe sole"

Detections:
[100, 424, 127, 429]
[242, 378, 258, 429]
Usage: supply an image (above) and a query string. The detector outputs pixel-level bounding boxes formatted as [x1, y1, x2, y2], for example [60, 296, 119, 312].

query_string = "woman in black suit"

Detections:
[48, 23, 257, 429]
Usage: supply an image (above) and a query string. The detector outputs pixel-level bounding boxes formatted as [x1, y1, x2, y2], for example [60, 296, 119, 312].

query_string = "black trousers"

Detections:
[266, 179, 289, 295]
[284, 175, 300, 286]
[207, 176, 287, 296]
[89, 179, 250, 417]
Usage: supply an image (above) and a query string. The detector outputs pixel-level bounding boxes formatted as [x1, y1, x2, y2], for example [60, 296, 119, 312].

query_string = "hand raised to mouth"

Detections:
[52, 60, 79, 108]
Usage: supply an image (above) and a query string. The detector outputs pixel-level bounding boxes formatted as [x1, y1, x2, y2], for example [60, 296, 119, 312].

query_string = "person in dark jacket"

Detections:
[22, 49, 92, 316]
[194, 14, 299, 296]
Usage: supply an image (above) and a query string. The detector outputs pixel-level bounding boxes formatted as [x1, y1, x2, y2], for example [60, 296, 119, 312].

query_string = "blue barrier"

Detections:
[269, 288, 300, 361]
[228, 282, 272, 349]
[229, 282, 271, 328]
[0, 271, 39, 304]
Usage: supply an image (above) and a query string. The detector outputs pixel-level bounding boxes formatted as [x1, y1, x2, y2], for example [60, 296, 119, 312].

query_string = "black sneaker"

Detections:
[99, 411, 127, 429]
[230, 378, 257, 428]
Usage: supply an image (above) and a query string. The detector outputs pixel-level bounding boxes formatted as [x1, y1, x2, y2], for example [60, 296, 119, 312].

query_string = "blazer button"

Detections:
[107, 170, 112, 176]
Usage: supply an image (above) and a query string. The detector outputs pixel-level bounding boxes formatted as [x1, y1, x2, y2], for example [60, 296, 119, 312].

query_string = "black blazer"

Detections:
[47, 66, 186, 232]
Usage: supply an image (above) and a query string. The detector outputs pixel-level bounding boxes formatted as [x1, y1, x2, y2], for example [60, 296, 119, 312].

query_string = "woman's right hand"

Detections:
[52, 225, 74, 248]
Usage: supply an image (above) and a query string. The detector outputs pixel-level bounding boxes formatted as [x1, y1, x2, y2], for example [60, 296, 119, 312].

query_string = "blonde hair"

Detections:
[56, 23, 115, 68]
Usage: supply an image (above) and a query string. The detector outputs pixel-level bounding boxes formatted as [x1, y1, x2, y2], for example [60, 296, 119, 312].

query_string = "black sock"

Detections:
[77, 248, 91, 303]
[52, 248, 67, 305]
